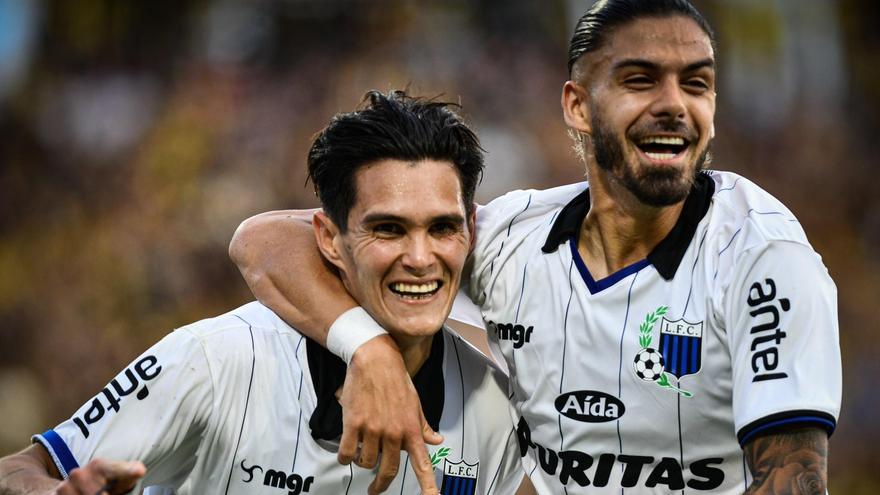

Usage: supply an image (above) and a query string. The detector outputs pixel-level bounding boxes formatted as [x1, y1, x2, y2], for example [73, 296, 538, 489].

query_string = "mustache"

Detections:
[630, 120, 699, 141]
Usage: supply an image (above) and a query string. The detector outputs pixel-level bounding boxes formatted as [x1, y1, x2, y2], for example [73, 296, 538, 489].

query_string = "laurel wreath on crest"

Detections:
[638, 306, 693, 398]
[430, 447, 451, 469]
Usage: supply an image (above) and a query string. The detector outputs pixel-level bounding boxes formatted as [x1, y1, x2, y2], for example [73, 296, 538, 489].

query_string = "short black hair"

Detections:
[308, 90, 484, 232]
[568, 0, 716, 76]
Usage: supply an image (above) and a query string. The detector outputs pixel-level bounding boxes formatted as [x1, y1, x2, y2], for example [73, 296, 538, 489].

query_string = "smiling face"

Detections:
[315, 159, 473, 347]
[565, 15, 716, 206]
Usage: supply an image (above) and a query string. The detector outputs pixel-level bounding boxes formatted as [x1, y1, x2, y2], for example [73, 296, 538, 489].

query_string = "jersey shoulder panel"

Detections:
[707, 170, 810, 253]
[470, 182, 585, 304]
[476, 182, 585, 241]
[177, 301, 301, 365]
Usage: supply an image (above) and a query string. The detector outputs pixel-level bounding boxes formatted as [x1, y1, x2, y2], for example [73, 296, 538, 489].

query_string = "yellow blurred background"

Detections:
[0, 0, 877, 491]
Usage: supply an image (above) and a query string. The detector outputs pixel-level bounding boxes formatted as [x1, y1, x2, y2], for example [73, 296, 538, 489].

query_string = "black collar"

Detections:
[541, 172, 715, 280]
[306, 330, 445, 442]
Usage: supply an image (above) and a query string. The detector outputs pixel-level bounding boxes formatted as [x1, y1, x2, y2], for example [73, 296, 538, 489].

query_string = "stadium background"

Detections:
[0, 0, 877, 490]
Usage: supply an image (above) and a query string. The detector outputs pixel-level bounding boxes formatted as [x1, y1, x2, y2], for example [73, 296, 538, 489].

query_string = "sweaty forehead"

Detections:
[581, 15, 714, 77]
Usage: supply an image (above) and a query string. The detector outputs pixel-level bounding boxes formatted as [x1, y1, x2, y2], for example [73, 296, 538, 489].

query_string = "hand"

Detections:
[337, 335, 444, 495]
[54, 459, 145, 495]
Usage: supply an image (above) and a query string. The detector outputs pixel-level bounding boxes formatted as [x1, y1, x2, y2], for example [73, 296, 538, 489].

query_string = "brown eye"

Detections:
[684, 78, 710, 92]
[624, 76, 653, 89]
[430, 222, 459, 236]
[374, 223, 404, 236]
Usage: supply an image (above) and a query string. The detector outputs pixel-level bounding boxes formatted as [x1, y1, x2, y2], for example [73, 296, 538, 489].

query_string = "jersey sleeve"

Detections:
[467, 190, 536, 307]
[32, 328, 214, 489]
[723, 240, 841, 446]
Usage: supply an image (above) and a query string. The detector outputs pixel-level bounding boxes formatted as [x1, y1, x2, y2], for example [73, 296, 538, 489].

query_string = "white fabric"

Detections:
[466, 171, 841, 494]
[326, 306, 388, 364]
[36, 302, 523, 494]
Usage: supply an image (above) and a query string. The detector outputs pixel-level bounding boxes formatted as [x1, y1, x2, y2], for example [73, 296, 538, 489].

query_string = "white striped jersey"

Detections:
[34, 302, 523, 495]
[463, 170, 841, 494]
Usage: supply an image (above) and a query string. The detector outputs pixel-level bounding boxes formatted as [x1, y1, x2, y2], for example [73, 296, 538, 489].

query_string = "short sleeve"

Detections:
[33, 328, 214, 489]
[467, 190, 536, 307]
[723, 240, 841, 446]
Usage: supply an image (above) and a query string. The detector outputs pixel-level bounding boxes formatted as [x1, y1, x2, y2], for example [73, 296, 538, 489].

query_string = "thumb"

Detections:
[98, 460, 146, 494]
[420, 410, 444, 446]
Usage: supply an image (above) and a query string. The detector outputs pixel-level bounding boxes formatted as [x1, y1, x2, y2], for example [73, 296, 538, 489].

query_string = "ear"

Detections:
[561, 80, 592, 135]
[467, 205, 477, 255]
[312, 211, 346, 272]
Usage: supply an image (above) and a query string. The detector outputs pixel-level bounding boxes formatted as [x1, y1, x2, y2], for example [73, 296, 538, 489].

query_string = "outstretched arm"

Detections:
[229, 210, 442, 495]
[743, 426, 828, 494]
[0, 444, 144, 495]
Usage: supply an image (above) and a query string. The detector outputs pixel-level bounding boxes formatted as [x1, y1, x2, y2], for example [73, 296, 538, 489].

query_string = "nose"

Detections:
[401, 233, 436, 274]
[650, 77, 687, 121]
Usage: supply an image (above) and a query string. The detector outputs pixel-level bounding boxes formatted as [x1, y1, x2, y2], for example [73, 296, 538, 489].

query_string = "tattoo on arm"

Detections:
[743, 426, 828, 495]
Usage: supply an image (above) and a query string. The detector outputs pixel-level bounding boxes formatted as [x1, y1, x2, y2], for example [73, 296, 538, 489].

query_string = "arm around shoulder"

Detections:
[229, 209, 356, 345]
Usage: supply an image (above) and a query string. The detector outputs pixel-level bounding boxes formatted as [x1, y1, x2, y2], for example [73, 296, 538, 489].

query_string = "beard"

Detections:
[590, 113, 710, 207]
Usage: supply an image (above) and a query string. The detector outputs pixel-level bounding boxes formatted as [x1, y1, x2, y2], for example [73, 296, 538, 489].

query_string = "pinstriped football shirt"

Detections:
[462, 170, 841, 494]
[34, 302, 523, 494]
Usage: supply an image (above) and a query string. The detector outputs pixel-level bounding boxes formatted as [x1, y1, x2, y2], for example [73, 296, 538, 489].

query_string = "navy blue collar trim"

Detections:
[570, 240, 651, 294]
[542, 172, 715, 281]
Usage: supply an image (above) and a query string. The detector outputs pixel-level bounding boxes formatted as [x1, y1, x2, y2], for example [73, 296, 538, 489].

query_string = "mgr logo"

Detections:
[240, 459, 314, 495]
[487, 320, 533, 349]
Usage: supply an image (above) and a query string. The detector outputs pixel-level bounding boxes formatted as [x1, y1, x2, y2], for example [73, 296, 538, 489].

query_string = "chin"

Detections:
[396, 320, 445, 337]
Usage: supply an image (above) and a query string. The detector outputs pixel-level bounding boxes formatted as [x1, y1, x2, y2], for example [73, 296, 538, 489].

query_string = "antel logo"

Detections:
[555, 390, 625, 423]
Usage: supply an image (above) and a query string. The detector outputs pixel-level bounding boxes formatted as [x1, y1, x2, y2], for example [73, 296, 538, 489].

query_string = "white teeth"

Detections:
[645, 152, 677, 161]
[391, 281, 439, 295]
[639, 136, 685, 145]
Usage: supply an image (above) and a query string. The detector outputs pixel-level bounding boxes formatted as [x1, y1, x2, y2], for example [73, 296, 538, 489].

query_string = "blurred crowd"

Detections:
[0, 0, 877, 490]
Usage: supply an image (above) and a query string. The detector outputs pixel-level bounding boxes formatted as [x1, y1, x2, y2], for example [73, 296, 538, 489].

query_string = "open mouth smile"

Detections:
[635, 136, 689, 161]
[389, 281, 443, 300]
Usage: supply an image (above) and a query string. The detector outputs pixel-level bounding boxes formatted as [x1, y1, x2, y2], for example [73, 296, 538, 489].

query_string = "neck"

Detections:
[578, 166, 685, 280]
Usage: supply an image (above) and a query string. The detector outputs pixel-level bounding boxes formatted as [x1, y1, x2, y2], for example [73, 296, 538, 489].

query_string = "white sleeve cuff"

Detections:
[326, 307, 388, 364]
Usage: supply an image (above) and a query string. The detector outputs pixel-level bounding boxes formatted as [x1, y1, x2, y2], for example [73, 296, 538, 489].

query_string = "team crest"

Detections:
[658, 316, 704, 378]
[633, 306, 703, 398]
[440, 459, 479, 495]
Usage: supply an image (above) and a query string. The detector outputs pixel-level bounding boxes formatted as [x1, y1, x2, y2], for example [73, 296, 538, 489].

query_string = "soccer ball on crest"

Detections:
[633, 348, 665, 381]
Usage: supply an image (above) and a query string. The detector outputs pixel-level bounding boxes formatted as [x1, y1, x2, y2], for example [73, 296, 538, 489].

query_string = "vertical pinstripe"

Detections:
[397, 454, 410, 494]
[224, 317, 257, 495]
[451, 337, 466, 452]
[291, 335, 306, 471]
[486, 194, 533, 300]
[618, 272, 641, 495]
[680, 226, 707, 494]
[556, 256, 576, 495]
[484, 427, 518, 494]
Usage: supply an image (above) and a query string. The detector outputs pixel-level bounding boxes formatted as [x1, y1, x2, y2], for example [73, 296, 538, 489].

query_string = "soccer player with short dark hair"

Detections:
[0, 91, 526, 495]
[227, 1, 841, 494]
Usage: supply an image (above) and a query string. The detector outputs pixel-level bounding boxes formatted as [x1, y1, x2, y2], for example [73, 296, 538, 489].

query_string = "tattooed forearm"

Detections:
[743, 426, 828, 495]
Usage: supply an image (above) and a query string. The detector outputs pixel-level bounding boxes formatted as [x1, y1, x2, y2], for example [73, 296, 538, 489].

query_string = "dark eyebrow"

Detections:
[612, 58, 659, 72]
[362, 213, 466, 225]
[612, 58, 715, 73]
[684, 59, 715, 72]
